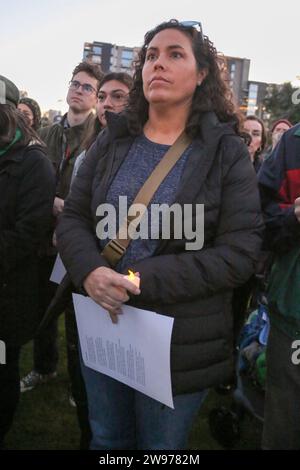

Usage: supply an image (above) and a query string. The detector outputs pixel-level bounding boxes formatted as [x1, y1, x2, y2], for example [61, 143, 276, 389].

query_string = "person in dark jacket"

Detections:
[56, 20, 263, 450]
[0, 76, 55, 448]
[259, 123, 300, 449]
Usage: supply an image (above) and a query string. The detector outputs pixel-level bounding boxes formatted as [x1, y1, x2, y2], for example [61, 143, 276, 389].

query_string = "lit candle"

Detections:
[124, 270, 140, 289]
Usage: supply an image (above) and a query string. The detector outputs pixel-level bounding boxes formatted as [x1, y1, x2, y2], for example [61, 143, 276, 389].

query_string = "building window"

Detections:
[248, 83, 258, 99]
[247, 83, 258, 115]
[121, 49, 133, 60]
[121, 58, 132, 68]
[93, 46, 102, 55]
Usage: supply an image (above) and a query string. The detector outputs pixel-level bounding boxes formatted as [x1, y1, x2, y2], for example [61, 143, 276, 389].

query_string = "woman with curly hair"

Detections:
[56, 20, 263, 449]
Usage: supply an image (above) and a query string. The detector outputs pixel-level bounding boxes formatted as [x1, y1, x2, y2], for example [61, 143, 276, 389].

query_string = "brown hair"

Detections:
[126, 19, 241, 137]
[72, 62, 104, 93]
[99, 72, 133, 91]
[0, 104, 43, 149]
[244, 115, 267, 156]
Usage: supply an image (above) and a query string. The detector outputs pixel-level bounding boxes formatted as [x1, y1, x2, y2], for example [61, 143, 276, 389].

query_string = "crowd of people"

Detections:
[0, 18, 299, 450]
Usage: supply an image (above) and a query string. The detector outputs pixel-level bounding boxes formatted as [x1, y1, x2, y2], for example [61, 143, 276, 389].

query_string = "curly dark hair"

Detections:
[0, 104, 43, 149]
[72, 62, 104, 93]
[126, 19, 240, 137]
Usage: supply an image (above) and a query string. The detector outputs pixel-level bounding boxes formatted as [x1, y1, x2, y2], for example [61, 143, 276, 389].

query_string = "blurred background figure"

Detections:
[18, 97, 41, 131]
[53, 114, 62, 124]
[270, 118, 293, 151]
[40, 116, 50, 127]
[243, 115, 267, 172]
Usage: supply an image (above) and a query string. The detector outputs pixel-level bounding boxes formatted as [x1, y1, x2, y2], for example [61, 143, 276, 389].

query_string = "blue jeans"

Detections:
[80, 357, 207, 450]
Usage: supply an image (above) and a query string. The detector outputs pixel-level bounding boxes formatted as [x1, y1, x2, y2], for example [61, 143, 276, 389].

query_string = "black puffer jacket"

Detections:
[0, 144, 55, 346]
[57, 112, 263, 394]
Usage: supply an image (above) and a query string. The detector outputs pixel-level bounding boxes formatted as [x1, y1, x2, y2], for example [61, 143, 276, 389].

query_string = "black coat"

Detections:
[0, 144, 55, 346]
[57, 112, 263, 394]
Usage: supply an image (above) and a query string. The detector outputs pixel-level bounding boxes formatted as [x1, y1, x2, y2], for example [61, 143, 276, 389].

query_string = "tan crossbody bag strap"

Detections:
[101, 132, 192, 267]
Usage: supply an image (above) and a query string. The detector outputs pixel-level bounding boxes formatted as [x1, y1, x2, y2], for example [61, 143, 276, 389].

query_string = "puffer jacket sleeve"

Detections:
[56, 133, 111, 287]
[0, 147, 55, 274]
[130, 137, 264, 305]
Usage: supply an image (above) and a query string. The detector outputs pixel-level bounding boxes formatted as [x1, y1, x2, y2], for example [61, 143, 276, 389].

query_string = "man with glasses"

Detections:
[20, 62, 103, 449]
[39, 62, 103, 203]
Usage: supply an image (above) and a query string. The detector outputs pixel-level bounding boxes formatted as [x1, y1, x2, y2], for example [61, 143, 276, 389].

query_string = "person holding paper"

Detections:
[57, 20, 263, 449]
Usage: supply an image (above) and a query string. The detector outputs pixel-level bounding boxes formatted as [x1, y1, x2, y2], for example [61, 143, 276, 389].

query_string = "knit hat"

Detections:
[271, 119, 293, 133]
[0, 75, 20, 107]
[19, 97, 41, 130]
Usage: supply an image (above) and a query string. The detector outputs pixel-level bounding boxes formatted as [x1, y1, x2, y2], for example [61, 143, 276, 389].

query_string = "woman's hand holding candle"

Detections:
[83, 266, 140, 323]
[124, 270, 140, 289]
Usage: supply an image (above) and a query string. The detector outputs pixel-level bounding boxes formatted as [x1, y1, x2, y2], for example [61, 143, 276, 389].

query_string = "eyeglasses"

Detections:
[98, 90, 129, 105]
[179, 20, 203, 38]
[69, 80, 97, 95]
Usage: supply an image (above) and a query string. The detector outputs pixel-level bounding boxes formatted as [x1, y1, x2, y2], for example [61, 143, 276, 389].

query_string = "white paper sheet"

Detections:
[50, 254, 66, 284]
[72, 293, 174, 408]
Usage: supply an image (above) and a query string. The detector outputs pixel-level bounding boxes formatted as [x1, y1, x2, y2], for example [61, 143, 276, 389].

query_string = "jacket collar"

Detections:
[0, 143, 46, 165]
[0, 129, 22, 157]
[105, 111, 130, 141]
[105, 110, 237, 142]
[293, 124, 300, 137]
[0, 146, 26, 164]
[61, 111, 95, 132]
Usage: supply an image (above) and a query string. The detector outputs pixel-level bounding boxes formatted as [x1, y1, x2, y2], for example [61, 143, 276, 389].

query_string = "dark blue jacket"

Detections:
[258, 123, 300, 253]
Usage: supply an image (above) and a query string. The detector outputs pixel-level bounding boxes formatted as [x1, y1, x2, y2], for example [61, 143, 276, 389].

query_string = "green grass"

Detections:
[5, 318, 263, 450]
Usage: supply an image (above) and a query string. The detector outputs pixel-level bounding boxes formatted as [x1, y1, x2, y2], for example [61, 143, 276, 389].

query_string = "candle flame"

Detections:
[127, 270, 135, 281]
